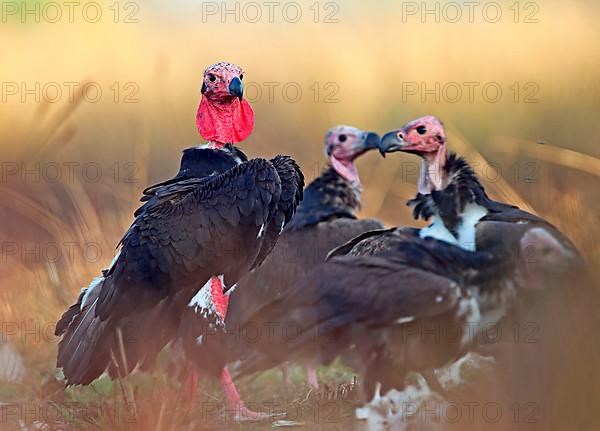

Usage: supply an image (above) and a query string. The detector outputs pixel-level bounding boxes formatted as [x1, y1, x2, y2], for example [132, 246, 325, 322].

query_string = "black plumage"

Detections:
[231, 227, 518, 397]
[229, 143, 583, 397]
[226, 164, 383, 362]
[409, 153, 580, 256]
[55, 145, 303, 385]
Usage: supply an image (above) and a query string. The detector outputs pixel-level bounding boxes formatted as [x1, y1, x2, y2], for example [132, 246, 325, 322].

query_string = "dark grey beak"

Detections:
[228, 76, 243, 100]
[379, 130, 406, 156]
[360, 131, 381, 151]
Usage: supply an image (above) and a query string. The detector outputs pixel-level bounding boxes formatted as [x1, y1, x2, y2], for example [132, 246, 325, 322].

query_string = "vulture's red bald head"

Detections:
[196, 62, 255, 146]
[380, 116, 448, 193]
[380, 116, 446, 157]
[325, 125, 381, 184]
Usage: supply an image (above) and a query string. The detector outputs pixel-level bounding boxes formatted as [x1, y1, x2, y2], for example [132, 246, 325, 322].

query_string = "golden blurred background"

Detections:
[1, 0, 599, 429]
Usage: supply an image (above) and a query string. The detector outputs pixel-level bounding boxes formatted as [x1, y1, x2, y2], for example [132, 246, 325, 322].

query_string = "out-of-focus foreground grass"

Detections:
[0, 0, 599, 429]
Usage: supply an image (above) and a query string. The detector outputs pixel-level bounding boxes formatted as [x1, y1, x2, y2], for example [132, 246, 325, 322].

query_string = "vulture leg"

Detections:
[306, 366, 319, 389]
[220, 367, 281, 421]
[183, 363, 200, 412]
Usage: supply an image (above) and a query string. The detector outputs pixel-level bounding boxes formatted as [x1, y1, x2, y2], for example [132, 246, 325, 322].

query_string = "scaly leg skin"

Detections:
[306, 366, 319, 390]
[220, 367, 283, 422]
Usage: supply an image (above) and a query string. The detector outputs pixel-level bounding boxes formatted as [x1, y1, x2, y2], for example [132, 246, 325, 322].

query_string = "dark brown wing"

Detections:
[227, 218, 383, 332]
[233, 255, 461, 377]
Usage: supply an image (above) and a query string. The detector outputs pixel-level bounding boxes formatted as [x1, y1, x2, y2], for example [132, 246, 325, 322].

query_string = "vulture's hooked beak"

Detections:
[379, 130, 407, 157]
[357, 131, 381, 154]
[228, 76, 244, 100]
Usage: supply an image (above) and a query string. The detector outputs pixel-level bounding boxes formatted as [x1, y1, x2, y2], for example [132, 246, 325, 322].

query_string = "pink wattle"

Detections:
[196, 97, 254, 144]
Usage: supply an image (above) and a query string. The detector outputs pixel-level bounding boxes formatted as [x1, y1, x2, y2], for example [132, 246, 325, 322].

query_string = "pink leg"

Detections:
[220, 366, 281, 422]
[183, 366, 200, 412]
[213, 278, 280, 421]
[306, 366, 319, 389]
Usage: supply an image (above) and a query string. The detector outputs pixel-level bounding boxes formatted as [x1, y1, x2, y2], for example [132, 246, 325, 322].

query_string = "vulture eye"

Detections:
[208, 74, 216, 82]
[338, 134, 347, 142]
[240, 74, 244, 81]
[416, 125, 427, 135]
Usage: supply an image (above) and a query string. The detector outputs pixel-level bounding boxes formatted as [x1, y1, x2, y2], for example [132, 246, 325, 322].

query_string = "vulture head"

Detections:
[380, 115, 446, 156]
[380, 116, 448, 193]
[325, 125, 381, 185]
[196, 61, 255, 146]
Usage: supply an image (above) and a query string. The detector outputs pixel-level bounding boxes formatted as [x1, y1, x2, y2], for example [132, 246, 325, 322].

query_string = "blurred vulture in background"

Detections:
[231, 116, 586, 406]
[379, 115, 596, 430]
[227, 125, 384, 388]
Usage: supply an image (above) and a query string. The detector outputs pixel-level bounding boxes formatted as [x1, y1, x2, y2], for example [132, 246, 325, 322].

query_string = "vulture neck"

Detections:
[196, 95, 255, 145]
[417, 146, 447, 194]
[284, 165, 361, 231]
[413, 152, 489, 249]
[325, 164, 362, 212]
[330, 156, 361, 187]
[207, 141, 226, 149]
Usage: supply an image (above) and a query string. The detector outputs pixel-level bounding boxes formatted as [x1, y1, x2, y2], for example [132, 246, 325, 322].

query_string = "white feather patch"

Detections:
[419, 215, 458, 245]
[257, 223, 266, 239]
[108, 249, 121, 270]
[188, 275, 224, 320]
[456, 203, 488, 250]
[80, 277, 103, 310]
[80, 250, 121, 310]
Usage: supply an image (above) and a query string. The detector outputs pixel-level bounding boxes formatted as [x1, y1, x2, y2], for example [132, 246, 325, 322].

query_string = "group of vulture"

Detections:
[54, 62, 585, 422]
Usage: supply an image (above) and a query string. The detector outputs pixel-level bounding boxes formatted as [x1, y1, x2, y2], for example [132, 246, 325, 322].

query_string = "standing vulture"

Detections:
[55, 62, 304, 421]
[380, 115, 591, 422]
[226, 125, 384, 387]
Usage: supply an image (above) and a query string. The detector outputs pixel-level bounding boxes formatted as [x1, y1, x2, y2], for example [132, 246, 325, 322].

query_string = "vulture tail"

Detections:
[55, 277, 146, 385]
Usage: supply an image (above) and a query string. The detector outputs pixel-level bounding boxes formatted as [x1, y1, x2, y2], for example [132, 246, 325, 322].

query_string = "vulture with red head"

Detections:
[55, 62, 304, 420]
